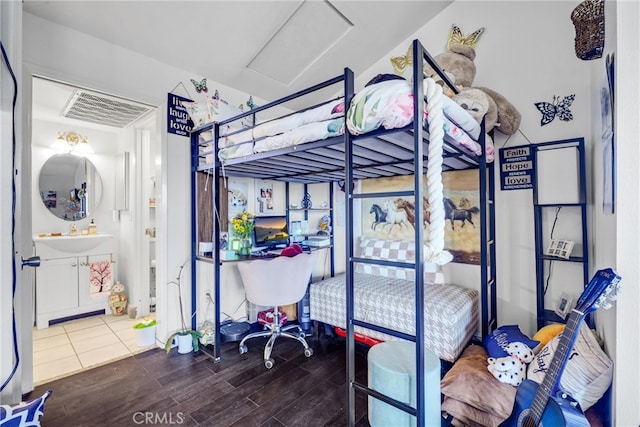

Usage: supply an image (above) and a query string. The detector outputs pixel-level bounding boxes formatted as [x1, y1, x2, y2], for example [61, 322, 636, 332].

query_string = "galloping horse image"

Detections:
[394, 197, 431, 229]
[369, 204, 387, 231]
[443, 198, 479, 230]
[382, 200, 409, 234]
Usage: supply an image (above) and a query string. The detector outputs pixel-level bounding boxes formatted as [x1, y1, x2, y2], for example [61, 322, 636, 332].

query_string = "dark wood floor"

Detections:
[30, 332, 372, 426]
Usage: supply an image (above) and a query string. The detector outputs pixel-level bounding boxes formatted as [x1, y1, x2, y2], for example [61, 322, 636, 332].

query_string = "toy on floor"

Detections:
[487, 341, 535, 386]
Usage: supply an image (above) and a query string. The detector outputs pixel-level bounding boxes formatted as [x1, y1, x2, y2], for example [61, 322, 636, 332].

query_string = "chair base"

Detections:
[239, 307, 313, 369]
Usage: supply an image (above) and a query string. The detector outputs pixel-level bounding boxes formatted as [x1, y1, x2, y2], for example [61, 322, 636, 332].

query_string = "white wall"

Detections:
[612, 1, 640, 424]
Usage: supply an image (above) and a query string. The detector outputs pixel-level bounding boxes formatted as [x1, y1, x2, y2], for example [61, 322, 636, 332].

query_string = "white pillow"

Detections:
[181, 100, 211, 128]
[527, 323, 612, 410]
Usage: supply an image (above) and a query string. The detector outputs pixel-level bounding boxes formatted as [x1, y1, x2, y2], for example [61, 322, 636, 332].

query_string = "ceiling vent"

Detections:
[62, 90, 154, 128]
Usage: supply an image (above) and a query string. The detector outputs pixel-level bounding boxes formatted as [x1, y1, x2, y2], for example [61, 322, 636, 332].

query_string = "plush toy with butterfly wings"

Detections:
[421, 24, 522, 138]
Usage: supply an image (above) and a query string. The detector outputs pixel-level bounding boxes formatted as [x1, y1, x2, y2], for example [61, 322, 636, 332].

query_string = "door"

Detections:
[0, 1, 35, 403]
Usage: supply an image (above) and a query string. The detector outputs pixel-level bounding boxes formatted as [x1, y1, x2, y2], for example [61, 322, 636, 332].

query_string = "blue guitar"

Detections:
[501, 268, 622, 427]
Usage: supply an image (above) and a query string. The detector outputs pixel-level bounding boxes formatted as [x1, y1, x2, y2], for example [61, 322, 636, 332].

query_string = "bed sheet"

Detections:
[309, 272, 479, 362]
[219, 117, 344, 160]
[215, 77, 493, 164]
[346, 78, 493, 162]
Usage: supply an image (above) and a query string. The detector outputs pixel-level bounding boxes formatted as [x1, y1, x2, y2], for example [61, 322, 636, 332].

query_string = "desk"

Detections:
[216, 246, 328, 263]
[197, 248, 328, 362]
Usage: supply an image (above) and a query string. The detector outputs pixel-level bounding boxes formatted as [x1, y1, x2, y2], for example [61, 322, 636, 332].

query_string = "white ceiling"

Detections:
[24, 0, 452, 128]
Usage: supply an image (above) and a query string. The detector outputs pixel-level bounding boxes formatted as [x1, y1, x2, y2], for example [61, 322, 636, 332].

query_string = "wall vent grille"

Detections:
[62, 90, 154, 128]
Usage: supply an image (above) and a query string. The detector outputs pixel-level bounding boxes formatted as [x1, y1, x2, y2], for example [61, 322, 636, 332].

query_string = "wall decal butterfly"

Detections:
[390, 44, 412, 75]
[246, 96, 256, 109]
[190, 78, 208, 94]
[534, 94, 576, 126]
[448, 24, 485, 49]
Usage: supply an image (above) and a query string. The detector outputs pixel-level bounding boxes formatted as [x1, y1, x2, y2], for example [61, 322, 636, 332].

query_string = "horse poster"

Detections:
[360, 170, 481, 264]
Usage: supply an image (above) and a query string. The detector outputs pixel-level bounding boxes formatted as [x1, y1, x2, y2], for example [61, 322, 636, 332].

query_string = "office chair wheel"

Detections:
[239, 344, 248, 355]
[304, 348, 313, 358]
[264, 358, 275, 369]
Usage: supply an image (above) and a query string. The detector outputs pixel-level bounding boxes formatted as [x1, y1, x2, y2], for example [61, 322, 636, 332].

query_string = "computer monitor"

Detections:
[253, 215, 289, 249]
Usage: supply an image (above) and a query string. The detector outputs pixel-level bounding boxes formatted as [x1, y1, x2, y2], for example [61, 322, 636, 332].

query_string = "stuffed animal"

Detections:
[108, 281, 127, 316]
[423, 25, 521, 139]
[487, 341, 535, 386]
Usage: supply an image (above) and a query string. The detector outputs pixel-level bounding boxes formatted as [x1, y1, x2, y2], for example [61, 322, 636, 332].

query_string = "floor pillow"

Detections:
[0, 389, 52, 427]
[528, 323, 612, 410]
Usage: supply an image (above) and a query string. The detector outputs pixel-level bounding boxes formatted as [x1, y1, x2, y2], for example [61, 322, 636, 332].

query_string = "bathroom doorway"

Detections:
[30, 76, 162, 384]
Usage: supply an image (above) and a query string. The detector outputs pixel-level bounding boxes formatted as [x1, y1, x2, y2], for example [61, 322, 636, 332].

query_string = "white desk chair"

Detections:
[237, 251, 319, 369]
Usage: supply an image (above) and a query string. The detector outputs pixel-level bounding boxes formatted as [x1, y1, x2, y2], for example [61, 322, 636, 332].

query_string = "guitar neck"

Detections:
[530, 311, 585, 420]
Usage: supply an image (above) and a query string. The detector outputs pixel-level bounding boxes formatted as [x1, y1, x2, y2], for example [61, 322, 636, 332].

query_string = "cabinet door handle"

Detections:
[71, 263, 77, 267]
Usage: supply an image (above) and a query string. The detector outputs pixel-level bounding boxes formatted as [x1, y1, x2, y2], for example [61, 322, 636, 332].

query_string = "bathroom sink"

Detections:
[33, 233, 113, 254]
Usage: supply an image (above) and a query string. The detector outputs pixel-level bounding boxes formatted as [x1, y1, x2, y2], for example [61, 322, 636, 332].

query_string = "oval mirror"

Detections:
[38, 154, 103, 221]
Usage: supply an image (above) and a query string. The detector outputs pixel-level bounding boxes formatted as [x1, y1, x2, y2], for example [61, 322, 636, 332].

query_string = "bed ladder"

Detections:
[344, 41, 434, 426]
[344, 39, 497, 426]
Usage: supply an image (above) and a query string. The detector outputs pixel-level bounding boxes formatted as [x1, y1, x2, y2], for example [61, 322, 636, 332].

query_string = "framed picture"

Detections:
[255, 180, 274, 214]
[360, 170, 481, 264]
[227, 180, 249, 221]
[219, 231, 229, 250]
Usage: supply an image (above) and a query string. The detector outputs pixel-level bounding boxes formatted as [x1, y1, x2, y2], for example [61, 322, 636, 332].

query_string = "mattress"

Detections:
[214, 76, 492, 163]
[346, 78, 494, 162]
[218, 99, 345, 161]
[309, 272, 479, 362]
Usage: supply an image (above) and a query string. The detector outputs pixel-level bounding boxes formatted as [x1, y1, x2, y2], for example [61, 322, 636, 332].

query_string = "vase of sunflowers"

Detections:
[231, 211, 255, 256]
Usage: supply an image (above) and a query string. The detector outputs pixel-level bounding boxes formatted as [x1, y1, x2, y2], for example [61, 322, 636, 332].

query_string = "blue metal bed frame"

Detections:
[189, 38, 497, 426]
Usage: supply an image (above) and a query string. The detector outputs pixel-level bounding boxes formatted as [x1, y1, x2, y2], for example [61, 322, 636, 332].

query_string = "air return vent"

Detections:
[62, 90, 154, 128]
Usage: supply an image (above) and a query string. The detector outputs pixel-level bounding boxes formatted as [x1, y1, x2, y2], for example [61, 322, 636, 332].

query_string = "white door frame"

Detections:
[0, 0, 34, 403]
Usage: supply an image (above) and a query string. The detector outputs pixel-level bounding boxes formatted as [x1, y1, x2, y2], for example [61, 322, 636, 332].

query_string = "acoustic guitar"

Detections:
[500, 268, 622, 427]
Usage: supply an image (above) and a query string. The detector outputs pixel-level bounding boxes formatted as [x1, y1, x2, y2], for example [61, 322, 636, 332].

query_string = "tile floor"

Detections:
[32, 313, 157, 386]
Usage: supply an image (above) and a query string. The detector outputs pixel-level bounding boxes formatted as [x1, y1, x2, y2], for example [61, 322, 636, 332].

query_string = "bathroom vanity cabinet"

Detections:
[33, 234, 115, 329]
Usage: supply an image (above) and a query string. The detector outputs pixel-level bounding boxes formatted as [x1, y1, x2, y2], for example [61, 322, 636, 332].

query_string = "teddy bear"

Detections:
[422, 26, 521, 140]
[487, 341, 535, 386]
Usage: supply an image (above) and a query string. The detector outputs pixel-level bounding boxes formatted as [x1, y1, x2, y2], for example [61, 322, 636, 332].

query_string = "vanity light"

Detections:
[51, 131, 94, 154]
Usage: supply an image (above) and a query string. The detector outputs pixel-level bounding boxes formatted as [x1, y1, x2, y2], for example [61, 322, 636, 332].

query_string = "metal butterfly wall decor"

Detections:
[390, 44, 412, 75]
[448, 24, 484, 49]
[534, 94, 576, 126]
[190, 78, 208, 94]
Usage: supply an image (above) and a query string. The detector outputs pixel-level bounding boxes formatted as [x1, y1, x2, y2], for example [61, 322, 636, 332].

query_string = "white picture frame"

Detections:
[546, 239, 575, 259]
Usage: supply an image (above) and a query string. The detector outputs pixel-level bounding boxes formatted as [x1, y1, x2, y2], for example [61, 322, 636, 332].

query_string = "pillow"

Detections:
[527, 323, 613, 410]
[440, 345, 516, 421]
[483, 325, 539, 358]
[533, 323, 565, 349]
[442, 396, 506, 427]
[0, 389, 52, 426]
[181, 100, 211, 128]
[355, 238, 416, 280]
[281, 244, 303, 257]
[208, 97, 246, 125]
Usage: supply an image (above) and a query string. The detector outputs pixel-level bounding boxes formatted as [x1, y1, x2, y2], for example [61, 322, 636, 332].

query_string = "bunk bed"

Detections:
[190, 39, 497, 427]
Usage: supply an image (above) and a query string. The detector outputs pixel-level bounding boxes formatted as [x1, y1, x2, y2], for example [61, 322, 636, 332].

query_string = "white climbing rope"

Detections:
[423, 78, 453, 266]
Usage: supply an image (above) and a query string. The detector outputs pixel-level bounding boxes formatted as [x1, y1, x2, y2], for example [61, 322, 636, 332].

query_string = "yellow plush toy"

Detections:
[533, 323, 566, 349]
